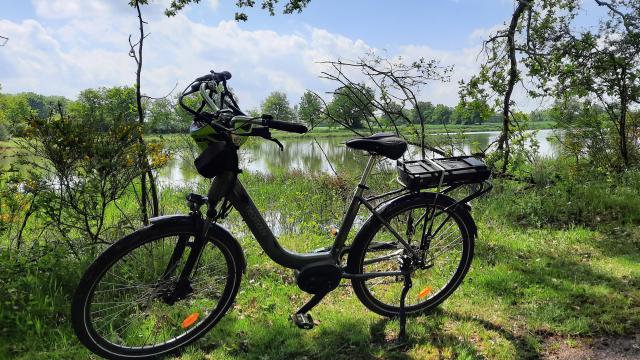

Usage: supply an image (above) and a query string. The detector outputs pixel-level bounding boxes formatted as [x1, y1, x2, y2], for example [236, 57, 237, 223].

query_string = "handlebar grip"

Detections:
[265, 119, 308, 134]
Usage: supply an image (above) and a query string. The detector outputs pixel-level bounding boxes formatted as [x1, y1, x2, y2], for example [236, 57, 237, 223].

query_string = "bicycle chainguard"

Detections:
[291, 313, 314, 330]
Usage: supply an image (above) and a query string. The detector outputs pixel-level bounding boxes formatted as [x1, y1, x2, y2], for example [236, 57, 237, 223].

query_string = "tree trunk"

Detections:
[147, 168, 159, 217]
[498, 0, 531, 173]
[132, 0, 159, 224]
[619, 79, 629, 167]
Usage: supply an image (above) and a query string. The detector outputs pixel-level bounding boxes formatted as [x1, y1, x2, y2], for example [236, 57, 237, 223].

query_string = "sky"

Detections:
[0, 0, 605, 110]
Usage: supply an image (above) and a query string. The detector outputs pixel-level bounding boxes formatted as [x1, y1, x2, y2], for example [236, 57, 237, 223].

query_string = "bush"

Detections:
[16, 111, 148, 256]
[482, 167, 640, 228]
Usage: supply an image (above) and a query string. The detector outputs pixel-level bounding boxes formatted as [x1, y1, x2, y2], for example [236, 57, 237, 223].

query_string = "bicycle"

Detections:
[71, 70, 492, 359]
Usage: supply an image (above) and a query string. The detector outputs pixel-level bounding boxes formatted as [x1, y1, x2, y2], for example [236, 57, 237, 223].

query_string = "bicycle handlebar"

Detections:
[263, 118, 308, 134]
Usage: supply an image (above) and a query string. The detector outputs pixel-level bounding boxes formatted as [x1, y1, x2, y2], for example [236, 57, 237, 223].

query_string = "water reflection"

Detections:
[154, 129, 560, 187]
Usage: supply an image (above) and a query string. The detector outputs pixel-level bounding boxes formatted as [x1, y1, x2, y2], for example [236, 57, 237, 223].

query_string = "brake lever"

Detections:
[268, 137, 284, 151]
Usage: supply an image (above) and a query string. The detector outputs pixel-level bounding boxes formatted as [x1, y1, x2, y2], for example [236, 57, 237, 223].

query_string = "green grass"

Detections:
[274, 121, 555, 139]
[1, 167, 639, 359]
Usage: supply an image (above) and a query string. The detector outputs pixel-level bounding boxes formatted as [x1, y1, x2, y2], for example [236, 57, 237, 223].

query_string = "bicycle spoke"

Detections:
[359, 201, 468, 309]
[83, 232, 233, 351]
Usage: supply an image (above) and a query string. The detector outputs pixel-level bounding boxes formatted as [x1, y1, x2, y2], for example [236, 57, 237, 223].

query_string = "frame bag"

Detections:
[194, 141, 239, 178]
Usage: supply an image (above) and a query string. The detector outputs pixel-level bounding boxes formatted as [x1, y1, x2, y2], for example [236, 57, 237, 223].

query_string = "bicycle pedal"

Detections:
[291, 313, 314, 330]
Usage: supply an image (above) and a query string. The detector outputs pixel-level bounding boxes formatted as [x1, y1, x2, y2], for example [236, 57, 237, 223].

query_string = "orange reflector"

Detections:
[181, 312, 200, 329]
[417, 287, 433, 299]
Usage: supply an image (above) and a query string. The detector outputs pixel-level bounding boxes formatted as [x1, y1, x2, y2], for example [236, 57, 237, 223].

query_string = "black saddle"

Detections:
[345, 132, 407, 160]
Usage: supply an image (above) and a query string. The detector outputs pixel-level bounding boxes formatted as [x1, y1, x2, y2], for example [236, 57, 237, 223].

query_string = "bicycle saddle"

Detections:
[346, 132, 407, 160]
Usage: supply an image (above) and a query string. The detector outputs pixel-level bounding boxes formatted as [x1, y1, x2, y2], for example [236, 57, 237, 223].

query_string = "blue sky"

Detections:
[0, 0, 604, 110]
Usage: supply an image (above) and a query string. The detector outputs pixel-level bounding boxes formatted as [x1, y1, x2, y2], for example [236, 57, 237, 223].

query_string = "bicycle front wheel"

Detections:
[71, 217, 244, 359]
[348, 192, 475, 317]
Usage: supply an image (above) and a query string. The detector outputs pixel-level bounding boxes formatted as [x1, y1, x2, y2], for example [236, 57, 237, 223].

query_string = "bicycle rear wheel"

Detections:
[71, 218, 243, 359]
[348, 193, 474, 317]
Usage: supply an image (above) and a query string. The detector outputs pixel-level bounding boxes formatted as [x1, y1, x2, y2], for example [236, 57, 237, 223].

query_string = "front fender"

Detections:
[150, 215, 247, 273]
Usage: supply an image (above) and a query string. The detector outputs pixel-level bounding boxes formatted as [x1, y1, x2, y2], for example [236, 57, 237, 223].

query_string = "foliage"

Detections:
[460, 0, 582, 172]
[409, 101, 434, 124]
[486, 163, 640, 228]
[451, 99, 492, 125]
[464, 0, 640, 171]
[261, 91, 295, 121]
[548, 0, 640, 167]
[0, 93, 36, 137]
[297, 91, 323, 128]
[1, 164, 639, 359]
[164, 0, 311, 21]
[318, 53, 453, 158]
[15, 106, 167, 256]
[67, 86, 139, 126]
[380, 101, 407, 125]
[432, 103, 452, 125]
[325, 84, 375, 129]
[146, 97, 191, 133]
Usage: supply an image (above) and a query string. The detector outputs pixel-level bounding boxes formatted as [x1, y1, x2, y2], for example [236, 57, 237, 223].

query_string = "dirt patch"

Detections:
[545, 334, 640, 360]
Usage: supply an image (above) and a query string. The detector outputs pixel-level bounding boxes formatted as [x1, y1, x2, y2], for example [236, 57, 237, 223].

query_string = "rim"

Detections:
[360, 204, 467, 309]
[84, 232, 233, 352]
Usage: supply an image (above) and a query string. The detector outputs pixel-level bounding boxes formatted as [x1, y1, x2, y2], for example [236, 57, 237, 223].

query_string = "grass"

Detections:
[1, 165, 639, 359]
[273, 121, 555, 139]
[146, 121, 556, 142]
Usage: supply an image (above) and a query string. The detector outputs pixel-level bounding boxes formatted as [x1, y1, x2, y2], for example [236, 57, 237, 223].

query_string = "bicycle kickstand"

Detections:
[397, 259, 413, 343]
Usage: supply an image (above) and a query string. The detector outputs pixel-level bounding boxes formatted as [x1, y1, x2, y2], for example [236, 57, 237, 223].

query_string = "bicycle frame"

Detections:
[203, 155, 415, 276]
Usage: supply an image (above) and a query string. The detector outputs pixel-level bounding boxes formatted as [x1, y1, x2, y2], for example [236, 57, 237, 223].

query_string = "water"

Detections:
[158, 129, 560, 186]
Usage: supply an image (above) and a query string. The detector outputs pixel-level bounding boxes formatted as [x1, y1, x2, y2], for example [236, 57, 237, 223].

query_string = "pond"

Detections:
[157, 129, 560, 187]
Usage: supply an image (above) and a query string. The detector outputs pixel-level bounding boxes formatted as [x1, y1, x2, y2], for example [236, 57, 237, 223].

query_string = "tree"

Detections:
[68, 86, 139, 128]
[431, 104, 452, 125]
[452, 99, 491, 125]
[450, 103, 466, 125]
[165, 0, 311, 21]
[551, 97, 615, 166]
[316, 53, 452, 157]
[297, 91, 323, 128]
[461, 0, 582, 172]
[0, 94, 35, 137]
[550, 0, 640, 167]
[325, 84, 375, 130]
[0, 86, 7, 140]
[381, 102, 407, 125]
[16, 108, 154, 256]
[20, 92, 69, 119]
[261, 91, 295, 121]
[147, 98, 181, 134]
[128, 0, 159, 224]
[410, 101, 434, 124]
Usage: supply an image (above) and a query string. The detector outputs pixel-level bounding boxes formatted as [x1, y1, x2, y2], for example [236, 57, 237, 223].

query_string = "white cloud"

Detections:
[397, 44, 484, 106]
[2, 0, 514, 110]
[208, 0, 220, 11]
[469, 24, 506, 43]
[32, 0, 116, 19]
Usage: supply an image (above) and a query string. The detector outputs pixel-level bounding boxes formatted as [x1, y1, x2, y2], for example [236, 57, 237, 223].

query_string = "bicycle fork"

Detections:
[163, 170, 234, 303]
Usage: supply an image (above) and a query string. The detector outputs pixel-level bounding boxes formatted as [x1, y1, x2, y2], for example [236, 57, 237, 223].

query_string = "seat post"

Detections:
[357, 155, 376, 192]
[329, 155, 377, 260]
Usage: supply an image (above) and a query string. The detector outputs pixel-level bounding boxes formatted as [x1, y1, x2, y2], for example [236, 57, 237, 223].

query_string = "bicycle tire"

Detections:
[348, 192, 475, 318]
[71, 217, 244, 359]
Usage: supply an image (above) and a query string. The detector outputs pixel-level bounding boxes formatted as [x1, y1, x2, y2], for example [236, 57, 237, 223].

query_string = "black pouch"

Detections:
[194, 142, 239, 178]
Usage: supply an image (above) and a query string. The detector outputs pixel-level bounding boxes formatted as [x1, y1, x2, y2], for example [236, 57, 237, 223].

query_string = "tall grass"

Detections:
[0, 163, 639, 359]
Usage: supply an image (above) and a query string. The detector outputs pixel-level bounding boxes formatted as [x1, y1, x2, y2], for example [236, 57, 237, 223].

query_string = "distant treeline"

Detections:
[0, 85, 555, 140]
